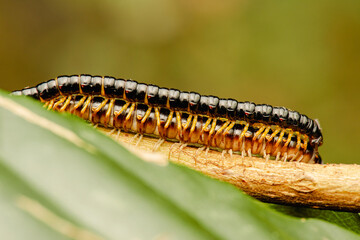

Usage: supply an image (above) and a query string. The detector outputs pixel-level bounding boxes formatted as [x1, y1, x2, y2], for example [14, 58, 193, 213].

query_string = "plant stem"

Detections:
[100, 127, 360, 213]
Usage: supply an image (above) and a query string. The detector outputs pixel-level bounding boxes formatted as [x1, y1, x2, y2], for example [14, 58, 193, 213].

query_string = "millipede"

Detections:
[12, 74, 323, 164]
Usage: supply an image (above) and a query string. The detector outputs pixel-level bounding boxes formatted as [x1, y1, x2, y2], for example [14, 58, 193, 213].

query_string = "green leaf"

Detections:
[0, 90, 359, 240]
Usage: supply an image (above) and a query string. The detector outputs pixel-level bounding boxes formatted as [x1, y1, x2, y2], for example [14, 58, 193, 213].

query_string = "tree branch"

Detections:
[99, 127, 360, 212]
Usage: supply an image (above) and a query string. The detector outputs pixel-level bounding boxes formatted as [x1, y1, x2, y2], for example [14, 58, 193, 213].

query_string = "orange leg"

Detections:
[183, 114, 193, 130]
[47, 99, 55, 110]
[80, 96, 93, 114]
[284, 130, 293, 148]
[239, 122, 249, 141]
[252, 124, 266, 141]
[105, 99, 115, 119]
[164, 111, 174, 129]
[73, 96, 87, 111]
[258, 125, 271, 143]
[266, 127, 281, 142]
[114, 102, 130, 117]
[53, 96, 67, 109]
[154, 107, 161, 128]
[125, 103, 136, 121]
[189, 115, 198, 135]
[274, 129, 286, 148]
[141, 106, 152, 124]
[60, 96, 72, 112]
[93, 98, 109, 114]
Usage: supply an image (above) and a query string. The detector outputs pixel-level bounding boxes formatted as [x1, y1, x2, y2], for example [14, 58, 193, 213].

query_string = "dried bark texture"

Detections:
[99, 127, 360, 212]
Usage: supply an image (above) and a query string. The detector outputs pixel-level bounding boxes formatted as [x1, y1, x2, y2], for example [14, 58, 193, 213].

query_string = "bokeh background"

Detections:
[0, 0, 359, 164]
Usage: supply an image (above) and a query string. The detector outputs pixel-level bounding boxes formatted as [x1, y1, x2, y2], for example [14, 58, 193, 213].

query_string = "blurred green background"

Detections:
[0, 0, 359, 164]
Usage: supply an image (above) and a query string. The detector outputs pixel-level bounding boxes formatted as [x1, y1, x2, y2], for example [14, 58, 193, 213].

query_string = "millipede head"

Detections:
[310, 119, 323, 146]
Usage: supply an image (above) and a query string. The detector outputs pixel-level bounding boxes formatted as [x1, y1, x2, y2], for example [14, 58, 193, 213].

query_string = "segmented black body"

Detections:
[12, 74, 323, 163]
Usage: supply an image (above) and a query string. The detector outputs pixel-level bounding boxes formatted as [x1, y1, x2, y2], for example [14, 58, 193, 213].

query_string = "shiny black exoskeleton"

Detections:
[11, 74, 323, 144]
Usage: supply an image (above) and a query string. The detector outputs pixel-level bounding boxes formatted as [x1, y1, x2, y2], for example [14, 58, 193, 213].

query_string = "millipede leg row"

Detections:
[11, 74, 323, 163]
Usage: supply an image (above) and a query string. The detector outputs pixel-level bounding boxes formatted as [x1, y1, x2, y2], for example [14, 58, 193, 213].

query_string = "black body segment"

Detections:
[168, 89, 181, 110]
[90, 76, 102, 95]
[254, 104, 272, 123]
[271, 107, 289, 126]
[46, 79, 60, 99]
[124, 80, 137, 101]
[178, 92, 190, 111]
[114, 79, 125, 98]
[68, 75, 80, 94]
[158, 88, 169, 107]
[188, 92, 201, 113]
[36, 82, 51, 100]
[22, 87, 39, 99]
[57, 76, 70, 94]
[146, 85, 159, 106]
[237, 101, 256, 120]
[287, 110, 301, 128]
[80, 75, 92, 94]
[207, 96, 219, 116]
[135, 83, 147, 102]
[103, 76, 116, 97]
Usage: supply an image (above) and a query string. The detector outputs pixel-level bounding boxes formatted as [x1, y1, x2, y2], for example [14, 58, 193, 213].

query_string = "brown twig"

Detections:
[99, 127, 360, 213]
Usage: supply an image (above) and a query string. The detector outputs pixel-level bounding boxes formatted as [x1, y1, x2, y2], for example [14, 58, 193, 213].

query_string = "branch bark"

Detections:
[99, 127, 360, 213]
